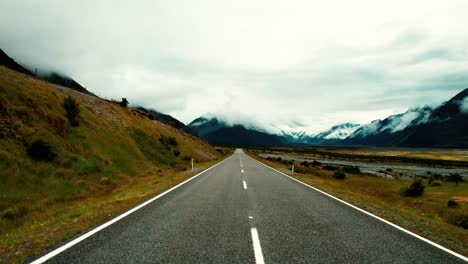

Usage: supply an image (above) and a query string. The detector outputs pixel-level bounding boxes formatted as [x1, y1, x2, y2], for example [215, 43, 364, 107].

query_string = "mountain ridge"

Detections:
[189, 88, 468, 148]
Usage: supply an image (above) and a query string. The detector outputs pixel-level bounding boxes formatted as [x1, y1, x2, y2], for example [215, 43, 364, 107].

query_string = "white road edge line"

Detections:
[243, 180, 247, 189]
[29, 156, 232, 264]
[251, 228, 265, 264]
[249, 155, 468, 262]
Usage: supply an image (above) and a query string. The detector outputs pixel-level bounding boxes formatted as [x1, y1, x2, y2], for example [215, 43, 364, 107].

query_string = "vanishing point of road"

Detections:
[31, 149, 467, 263]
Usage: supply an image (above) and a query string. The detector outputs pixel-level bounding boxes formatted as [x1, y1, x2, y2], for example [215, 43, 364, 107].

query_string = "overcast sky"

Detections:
[1, 0, 468, 133]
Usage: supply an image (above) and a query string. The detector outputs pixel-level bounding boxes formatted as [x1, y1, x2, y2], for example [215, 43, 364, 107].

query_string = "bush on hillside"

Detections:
[173, 149, 181, 157]
[63, 96, 80, 126]
[2, 205, 28, 221]
[159, 136, 178, 147]
[120, 98, 129, 107]
[27, 140, 57, 161]
[402, 178, 425, 197]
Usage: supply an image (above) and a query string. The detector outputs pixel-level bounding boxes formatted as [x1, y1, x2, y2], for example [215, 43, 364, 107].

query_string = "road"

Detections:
[32, 149, 466, 263]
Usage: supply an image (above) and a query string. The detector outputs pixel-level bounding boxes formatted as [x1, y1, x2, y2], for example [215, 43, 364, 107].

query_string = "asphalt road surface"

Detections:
[32, 149, 466, 263]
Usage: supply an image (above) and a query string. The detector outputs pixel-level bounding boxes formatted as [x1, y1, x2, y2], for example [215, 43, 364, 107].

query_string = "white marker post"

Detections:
[292, 165, 294, 173]
[191, 158, 194, 171]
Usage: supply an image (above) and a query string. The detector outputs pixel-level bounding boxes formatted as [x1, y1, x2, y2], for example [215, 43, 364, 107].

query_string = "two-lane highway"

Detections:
[32, 149, 467, 263]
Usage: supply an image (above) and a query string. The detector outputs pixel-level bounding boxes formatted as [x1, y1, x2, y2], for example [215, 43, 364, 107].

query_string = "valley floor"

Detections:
[247, 149, 468, 257]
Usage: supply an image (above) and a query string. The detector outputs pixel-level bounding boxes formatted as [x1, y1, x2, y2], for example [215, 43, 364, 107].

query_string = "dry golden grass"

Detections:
[324, 148, 468, 162]
[248, 152, 468, 256]
[1, 159, 226, 264]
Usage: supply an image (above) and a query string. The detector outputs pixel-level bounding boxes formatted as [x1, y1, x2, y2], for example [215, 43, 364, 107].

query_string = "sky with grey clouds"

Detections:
[1, 0, 468, 133]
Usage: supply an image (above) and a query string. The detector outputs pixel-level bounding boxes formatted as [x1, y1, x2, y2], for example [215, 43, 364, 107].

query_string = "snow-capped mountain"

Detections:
[345, 88, 468, 147]
[348, 106, 432, 139]
[188, 88, 468, 148]
[314, 123, 361, 140]
[188, 116, 286, 146]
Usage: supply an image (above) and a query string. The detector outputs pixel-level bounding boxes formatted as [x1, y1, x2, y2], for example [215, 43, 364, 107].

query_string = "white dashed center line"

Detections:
[241, 169, 244, 174]
[243, 181, 247, 189]
[251, 228, 265, 264]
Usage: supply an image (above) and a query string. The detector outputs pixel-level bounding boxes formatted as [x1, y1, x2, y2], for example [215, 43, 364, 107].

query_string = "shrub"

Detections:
[120, 98, 129, 107]
[448, 199, 459, 208]
[386, 168, 393, 172]
[323, 165, 337, 171]
[312, 160, 321, 166]
[332, 170, 346, 180]
[27, 140, 56, 161]
[173, 149, 181, 157]
[275, 157, 282, 162]
[447, 213, 468, 229]
[430, 180, 442, 187]
[2, 206, 28, 221]
[159, 136, 178, 147]
[402, 178, 425, 197]
[343, 166, 360, 174]
[63, 96, 80, 126]
[446, 173, 463, 186]
[300, 160, 310, 167]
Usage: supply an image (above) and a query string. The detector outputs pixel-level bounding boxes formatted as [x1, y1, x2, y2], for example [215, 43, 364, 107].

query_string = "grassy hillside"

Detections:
[0, 66, 223, 263]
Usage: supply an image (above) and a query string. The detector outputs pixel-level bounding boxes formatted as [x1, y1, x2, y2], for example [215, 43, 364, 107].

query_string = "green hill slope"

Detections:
[0, 66, 222, 263]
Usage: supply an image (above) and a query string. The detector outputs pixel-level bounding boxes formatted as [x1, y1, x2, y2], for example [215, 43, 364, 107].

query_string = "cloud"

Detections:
[1, 0, 468, 133]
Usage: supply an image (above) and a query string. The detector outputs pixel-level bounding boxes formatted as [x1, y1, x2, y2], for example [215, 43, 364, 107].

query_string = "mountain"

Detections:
[0, 48, 33, 76]
[40, 72, 95, 96]
[345, 89, 468, 148]
[315, 123, 360, 140]
[299, 123, 360, 145]
[189, 88, 468, 148]
[135, 106, 190, 133]
[345, 107, 433, 146]
[1, 48, 94, 95]
[188, 116, 286, 146]
[395, 88, 468, 148]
